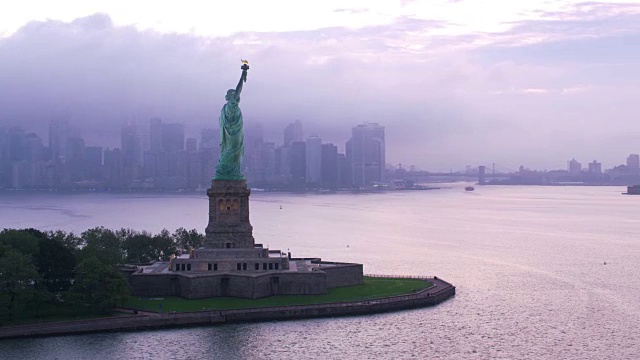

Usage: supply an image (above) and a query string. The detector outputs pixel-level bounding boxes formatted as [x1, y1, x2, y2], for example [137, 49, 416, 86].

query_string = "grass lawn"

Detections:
[125, 277, 431, 312]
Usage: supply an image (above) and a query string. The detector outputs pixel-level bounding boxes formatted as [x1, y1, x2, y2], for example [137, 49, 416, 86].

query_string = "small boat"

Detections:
[465, 186, 475, 191]
[623, 185, 640, 195]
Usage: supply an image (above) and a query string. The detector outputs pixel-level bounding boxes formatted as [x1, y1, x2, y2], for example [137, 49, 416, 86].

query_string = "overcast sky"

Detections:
[0, 0, 639, 171]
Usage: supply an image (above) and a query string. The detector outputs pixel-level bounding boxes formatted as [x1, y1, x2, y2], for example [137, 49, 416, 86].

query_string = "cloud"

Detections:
[492, 85, 591, 95]
[522, 88, 550, 94]
[0, 9, 639, 171]
[333, 8, 369, 14]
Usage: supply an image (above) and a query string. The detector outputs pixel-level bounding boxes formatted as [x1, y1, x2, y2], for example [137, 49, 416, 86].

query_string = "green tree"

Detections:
[80, 227, 124, 265]
[173, 227, 204, 251]
[115, 228, 137, 244]
[35, 236, 77, 293]
[69, 257, 129, 314]
[123, 232, 157, 263]
[153, 229, 178, 260]
[48, 230, 84, 252]
[0, 228, 41, 257]
[0, 246, 39, 321]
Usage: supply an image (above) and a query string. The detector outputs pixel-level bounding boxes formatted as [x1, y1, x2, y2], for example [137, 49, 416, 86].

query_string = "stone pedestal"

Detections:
[204, 179, 255, 249]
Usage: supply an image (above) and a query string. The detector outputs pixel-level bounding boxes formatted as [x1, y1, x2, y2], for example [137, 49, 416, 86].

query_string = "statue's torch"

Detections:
[241, 59, 249, 82]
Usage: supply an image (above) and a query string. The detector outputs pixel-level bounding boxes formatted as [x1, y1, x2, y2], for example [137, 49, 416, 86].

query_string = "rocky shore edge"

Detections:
[0, 277, 455, 340]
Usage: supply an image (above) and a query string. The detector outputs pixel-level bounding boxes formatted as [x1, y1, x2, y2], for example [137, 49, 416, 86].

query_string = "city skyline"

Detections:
[1, 3, 639, 172]
[4, 119, 640, 175]
[0, 119, 390, 190]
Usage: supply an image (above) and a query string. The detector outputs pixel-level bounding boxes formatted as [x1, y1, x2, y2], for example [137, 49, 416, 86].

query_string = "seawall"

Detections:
[0, 276, 455, 340]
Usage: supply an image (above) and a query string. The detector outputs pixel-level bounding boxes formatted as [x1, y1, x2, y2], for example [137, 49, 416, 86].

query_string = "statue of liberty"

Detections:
[215, 61, 249, 180]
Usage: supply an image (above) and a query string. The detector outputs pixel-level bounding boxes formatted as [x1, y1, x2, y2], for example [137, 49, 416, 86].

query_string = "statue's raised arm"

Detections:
[236, 60, 249, 97]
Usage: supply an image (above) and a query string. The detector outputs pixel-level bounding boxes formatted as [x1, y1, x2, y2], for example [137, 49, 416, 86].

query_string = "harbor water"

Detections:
[0, 185, 638, 359]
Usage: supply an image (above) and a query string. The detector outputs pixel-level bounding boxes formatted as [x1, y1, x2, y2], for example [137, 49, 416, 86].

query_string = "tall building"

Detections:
[24, 133, 44, 162]
[10, 132, 45, 189]
[244, 123, 265, 182]
[284, 120, 303, 147]
[349, 123, 386, 186]
[337, 153, 351, 188]
[149, 118, 163, 152]
[0, 128, 8, 187]
[143, 151, 161, 179]
[262, 142, 277, 182]
[7, 127, 27, 162]
[275, 146, 290, 180]
[305, 135, 322, 185]
[49, 119, 69, 162]
[568, 159, 582, 174]
[289, 141, 306, 186]
[85, 146, 103, 180]
[200, 151, 217, 187]
[321, 143, 339, 188]
[588, 160, 602, 174]
[185, 139, 200, 190]
[104, 148, 124, 188]
[67, 137, 86, 181]
[627, 154, 639, 170]
[199, 128, 219, 187]
[121, 122, 142, 185]
[186, 138, 197, 153]
[144, 118, 186, 188]
[200, 128, 217, 150]
[162, 123, 185, 153]
[121, 122, 142, 165]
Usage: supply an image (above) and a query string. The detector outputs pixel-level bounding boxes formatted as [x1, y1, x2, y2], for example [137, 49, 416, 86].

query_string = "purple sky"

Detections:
[0, 2, 639, 171]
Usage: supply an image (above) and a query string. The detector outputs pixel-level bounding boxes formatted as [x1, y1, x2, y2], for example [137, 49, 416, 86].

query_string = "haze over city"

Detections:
[0, 0, 639, 171]
[5, 2, 640, 358]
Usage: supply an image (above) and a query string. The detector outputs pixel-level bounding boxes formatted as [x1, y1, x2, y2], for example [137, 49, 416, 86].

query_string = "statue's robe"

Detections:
[215, 92, 244, 180]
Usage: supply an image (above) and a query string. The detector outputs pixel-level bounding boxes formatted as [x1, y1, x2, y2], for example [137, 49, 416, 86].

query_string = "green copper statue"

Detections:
[215, 61, 249, 180]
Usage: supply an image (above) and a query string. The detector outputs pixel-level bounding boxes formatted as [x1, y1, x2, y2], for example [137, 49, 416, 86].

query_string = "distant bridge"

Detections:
[402, 164, 514, 184]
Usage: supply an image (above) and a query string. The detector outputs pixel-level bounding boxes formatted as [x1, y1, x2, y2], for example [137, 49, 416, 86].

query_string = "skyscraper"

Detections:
[49, 119, 69, 162]
[284, 120, 303, 147]
[67, 137, 86, 181]
[199, 128, 219, 187]
[588, 160, 602, 174]
[162, 123, 185, 153]
[263, 142, 277, 182]
[627, 154, 639, 170]
[349, 123, 385, 186]
[200, 128, 217, 150]
[289, 141, 306, 187]
[186, 138, 197, 153]
[244, 123, 265, 182]
[568, 159, 582, 174]
[121, 122, 141, 165]
[0, 127, 8, 186]
[104, 148, 123, 188]
[275, 146, 290, 179]
[337, 153, 351, 188]
[7, 127, 27, 162]
[321, 143, 339, 188]
[24, 133, 44, 162]
[121, 122, 142, 185]
[85, 146, 103, 180]
[305, 135, 322, 185]
[149, 118, 163, 152]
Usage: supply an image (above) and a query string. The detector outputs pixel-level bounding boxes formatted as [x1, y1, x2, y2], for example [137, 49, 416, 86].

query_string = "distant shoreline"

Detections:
[0, 183, 629, 197]
[481, 183, 628, 187]
[0, 187, 442, 195]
